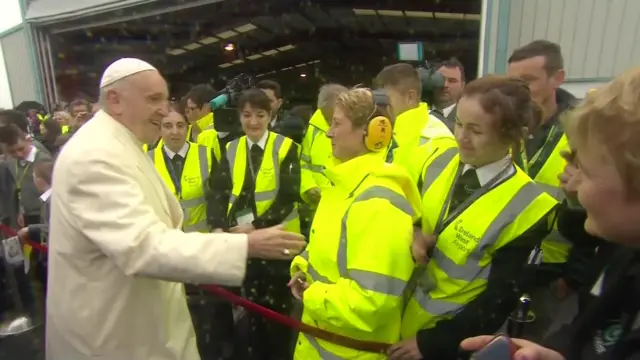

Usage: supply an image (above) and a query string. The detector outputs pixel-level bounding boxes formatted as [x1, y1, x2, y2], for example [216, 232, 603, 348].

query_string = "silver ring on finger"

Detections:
[283, 248, 291, 256]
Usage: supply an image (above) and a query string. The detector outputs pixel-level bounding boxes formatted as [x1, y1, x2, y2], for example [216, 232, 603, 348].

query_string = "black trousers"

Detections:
[241, 259, 293, 360]
[186, 285, 237, 360]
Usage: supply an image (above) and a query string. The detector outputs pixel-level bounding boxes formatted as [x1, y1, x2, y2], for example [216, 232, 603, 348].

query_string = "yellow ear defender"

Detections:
[363, 89, 393, 152]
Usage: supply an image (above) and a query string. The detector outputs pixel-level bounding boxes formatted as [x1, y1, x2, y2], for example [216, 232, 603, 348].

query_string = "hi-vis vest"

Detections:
[520, 123, 572, 264]
[196, 125, 222, 162]
[300, 110, 336, 197]
[148, 142, 212, 232]
[290, 152, 421, 360]
[225, 132, 300, 233]
[394, 112, 455, 184]
[401, 148, 557, 337]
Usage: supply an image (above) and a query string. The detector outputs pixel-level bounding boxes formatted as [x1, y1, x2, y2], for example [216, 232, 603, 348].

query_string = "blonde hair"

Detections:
[566, 66, 640, 193]
[335, 88, 394, 128]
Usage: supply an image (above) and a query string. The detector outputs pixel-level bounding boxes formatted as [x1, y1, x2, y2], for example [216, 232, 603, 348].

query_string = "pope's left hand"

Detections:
[229, 224, 255, 234]
[388, 338, 423, 360]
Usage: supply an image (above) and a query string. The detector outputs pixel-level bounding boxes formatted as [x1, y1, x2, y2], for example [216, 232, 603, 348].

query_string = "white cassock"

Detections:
[45, 110, 248, 360]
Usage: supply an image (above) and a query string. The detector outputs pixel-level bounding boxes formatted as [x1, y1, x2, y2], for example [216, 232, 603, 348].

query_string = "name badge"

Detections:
[235, 209, 255, 226]
[2, 237, 25, 266]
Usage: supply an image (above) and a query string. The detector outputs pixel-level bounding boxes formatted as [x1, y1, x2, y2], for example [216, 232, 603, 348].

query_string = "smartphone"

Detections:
[470, 335, 517, 360]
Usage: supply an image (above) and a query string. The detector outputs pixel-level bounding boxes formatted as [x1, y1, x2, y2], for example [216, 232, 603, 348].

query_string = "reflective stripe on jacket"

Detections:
[196, 125, 222, 162]
[392, 102, 430, 148]
[148, 142, 211, 232]
[394, 112, 455, 184]
[522, 126, 572, 264]
[290, 152, 422, 359]
[226, 132, 300, 233]
[401, 149, 557, 337]
[300, 110, 335, 197]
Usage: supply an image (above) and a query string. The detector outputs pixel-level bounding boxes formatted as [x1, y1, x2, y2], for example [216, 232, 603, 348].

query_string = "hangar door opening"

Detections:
[46, 0, 484, 104]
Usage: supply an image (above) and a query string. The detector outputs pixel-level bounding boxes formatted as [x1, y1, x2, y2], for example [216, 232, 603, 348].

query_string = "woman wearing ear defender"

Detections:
[288, 88, 421, 360]
[388, 76, 559, 360]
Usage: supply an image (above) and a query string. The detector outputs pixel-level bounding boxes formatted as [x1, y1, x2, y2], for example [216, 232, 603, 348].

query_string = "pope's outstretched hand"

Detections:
[246, 225, 306, 260]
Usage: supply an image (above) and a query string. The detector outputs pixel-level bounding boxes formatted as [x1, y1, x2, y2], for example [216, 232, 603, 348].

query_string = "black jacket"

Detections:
[270, 111, 306, 144]
[544, 245, 640, 360]
[540, 202, 640, 359]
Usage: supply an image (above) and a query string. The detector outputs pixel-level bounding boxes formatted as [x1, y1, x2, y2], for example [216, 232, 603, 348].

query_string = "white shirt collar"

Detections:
[443, 103, 456, 117]
[247, 131, 269, 150]
[20, 146, 37, 165]
[40, 188, 52, 202]
[163, 143, 189, 159]
[462, 155, 513, 186]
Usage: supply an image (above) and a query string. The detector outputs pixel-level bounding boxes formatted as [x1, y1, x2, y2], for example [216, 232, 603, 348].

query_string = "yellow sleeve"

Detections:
[196, 130, 222, 162]
[291, 250, 310, 277]
[302, 193, 414, 332]
[300, 126, 318, 198]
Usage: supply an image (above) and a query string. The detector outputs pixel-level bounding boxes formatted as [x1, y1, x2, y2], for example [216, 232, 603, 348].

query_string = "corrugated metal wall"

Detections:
[482, 0, 640, 80]
[0, 27, 40, 104]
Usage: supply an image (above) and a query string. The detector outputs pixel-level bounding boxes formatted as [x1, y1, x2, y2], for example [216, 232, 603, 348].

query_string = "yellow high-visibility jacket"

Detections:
[148, 142, 212, 232]
[291, 152, 421, 359]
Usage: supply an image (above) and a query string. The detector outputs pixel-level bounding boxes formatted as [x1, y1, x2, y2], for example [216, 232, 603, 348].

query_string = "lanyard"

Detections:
[14, 161, 33, 194]
[521, 124, 562, 171]
[433, 162, 512, 236]
[166, 159, 182, 198]
[402, 162, 512, 308]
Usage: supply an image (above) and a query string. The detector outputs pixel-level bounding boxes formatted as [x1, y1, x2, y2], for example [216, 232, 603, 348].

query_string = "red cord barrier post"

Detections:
[0, 224, 391, 354]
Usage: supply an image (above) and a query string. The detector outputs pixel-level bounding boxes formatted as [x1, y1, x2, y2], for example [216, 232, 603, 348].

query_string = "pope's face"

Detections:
[114, 71, 169, 144]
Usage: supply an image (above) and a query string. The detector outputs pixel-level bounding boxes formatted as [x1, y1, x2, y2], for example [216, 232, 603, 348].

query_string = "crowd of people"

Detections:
[0, 38, 638, 360]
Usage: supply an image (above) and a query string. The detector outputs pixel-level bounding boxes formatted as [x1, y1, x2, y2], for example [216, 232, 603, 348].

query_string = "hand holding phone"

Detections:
[470, 335, 516, 360]
[463, 335, 566, 360]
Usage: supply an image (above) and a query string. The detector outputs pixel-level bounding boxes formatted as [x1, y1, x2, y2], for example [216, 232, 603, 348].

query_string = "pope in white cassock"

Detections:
[45, 58, 306, 360]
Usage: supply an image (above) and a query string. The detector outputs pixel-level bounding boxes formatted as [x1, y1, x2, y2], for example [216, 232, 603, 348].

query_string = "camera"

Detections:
[417, 61, 445, 107]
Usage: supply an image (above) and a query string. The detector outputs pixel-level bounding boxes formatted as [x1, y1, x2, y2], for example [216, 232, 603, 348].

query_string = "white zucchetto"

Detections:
[99, 58, 157, 88]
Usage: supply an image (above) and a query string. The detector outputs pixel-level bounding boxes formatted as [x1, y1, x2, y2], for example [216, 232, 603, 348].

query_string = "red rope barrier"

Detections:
[0, 224, 391, 354]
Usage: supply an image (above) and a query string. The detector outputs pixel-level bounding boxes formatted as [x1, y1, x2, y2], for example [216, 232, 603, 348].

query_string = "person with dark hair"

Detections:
[17, 159, 54, 289]
[256, 79, 283, 128]
[0, 110, 49, 154]
[256, 80, 306, 144]
[183, 84, 224, 159]
[507, 39, 586, 340]
[185, 84, 217, 141]
[39, 118, 62, 154]
[68, 98, 92, 119]
[462, 66, 640, 360]
[0, 109, 30, 133]
[390, 75, 557, 360]
[435, 58, 466, 131]
[0, 124, 52, 228]
[208, 88, 300, 360]
[0, 123, 51, 320]
[146, 108, 223, 358]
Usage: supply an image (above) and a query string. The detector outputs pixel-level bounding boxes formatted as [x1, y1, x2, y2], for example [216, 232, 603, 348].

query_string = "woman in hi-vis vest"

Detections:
[388, 76, 559, 360]
[288, 88, 422, 360]
[207, 88, 300, 360]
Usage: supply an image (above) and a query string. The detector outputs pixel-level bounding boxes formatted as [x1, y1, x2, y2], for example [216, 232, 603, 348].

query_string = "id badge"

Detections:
[2, 236, 25, 266]
[235, 208, 255, 226]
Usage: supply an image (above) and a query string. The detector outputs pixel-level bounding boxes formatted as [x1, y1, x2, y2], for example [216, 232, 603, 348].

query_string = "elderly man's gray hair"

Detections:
[317, 84, 348, 121]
